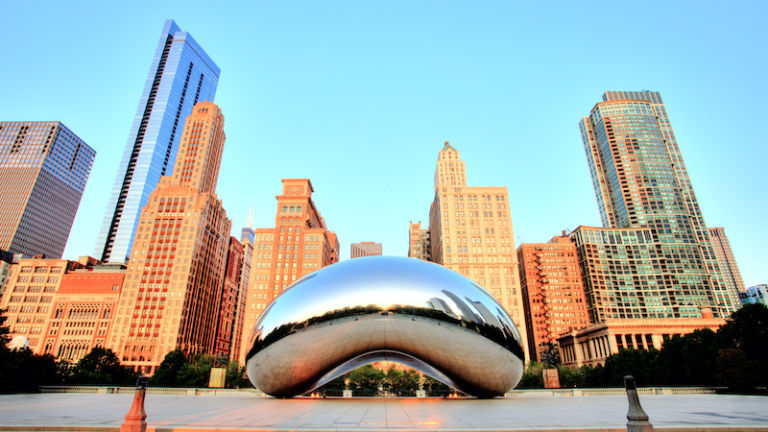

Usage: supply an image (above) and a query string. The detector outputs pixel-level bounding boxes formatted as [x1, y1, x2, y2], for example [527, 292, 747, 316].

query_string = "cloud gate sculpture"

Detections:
[245, 256, 525, 398]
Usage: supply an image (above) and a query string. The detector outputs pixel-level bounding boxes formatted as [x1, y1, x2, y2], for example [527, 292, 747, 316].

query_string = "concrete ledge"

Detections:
[2, 427, 768, 432]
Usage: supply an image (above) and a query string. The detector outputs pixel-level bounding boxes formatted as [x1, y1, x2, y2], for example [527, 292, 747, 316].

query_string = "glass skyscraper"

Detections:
[0, 121, 95, 258]
[95, 19, 220, 263]
[575, 91, 735, 320]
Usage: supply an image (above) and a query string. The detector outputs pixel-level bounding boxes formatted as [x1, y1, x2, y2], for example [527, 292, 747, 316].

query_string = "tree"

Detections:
[226, 361, 251, 388]
[346, 365, 385, 396]
[151, 349, 188, 387]
[0, 309, 60, 393]
[70, 346, 137, 385]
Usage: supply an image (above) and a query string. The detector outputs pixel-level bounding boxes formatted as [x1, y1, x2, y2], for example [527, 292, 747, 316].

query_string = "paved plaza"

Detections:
[1, 392, 767, 431]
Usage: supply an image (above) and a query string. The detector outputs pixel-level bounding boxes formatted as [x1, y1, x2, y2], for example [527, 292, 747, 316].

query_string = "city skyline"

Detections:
[1, 2, 765, 286]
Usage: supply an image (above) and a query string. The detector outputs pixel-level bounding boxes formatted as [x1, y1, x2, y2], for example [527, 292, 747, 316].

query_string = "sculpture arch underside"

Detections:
[246, 256, 525, 398]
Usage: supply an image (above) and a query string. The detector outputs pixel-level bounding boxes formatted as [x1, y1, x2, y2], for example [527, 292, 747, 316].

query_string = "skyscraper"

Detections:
[518, 235, 590, 362]
[577, 91, 734, 319]
[708, 227, 745, 306]
[107, 102, 231, 372]
[237, 179, 339, 365]
[425, 142, 529, 359]
[95, 19, 220, 263]
[350, 241, 382, 258]
[0, 121, 95, 258]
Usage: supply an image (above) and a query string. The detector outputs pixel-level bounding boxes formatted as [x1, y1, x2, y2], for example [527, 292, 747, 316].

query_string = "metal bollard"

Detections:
[624, 375, 654, 432]
[120, 376, 149, 432]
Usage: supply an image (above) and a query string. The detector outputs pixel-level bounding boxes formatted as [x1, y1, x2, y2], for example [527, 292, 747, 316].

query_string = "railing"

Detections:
[504, 387, 717, 397]
[39, 386, 266, 397]
[39, 385, 714, 398]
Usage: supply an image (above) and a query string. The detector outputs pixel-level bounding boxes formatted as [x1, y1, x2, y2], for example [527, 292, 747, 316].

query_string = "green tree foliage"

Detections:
[70, 346, 137, 385]
[151, 349, 188, 387]
[346, 365, 385, 396]
[517, 362, 544, 388]
[151, 350, 249, 388]
[382, 367, 420, 396]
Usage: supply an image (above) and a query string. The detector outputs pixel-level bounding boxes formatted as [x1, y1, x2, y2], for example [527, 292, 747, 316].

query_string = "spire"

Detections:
[442, 140, 456, 151]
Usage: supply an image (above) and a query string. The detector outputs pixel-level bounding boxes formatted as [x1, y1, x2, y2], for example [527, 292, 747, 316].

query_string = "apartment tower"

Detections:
[517, 236, 590, 362]
[576, 91, 735, 320]
[0, 122, 95, 258]
[107, 102, 231, 372]
[95, 20, 220, 263]
[426, 142, 529, 359]
[237, 179, 339, 365]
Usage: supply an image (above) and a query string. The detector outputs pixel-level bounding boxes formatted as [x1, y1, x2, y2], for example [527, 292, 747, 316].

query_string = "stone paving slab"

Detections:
[0, 393, 767, 431]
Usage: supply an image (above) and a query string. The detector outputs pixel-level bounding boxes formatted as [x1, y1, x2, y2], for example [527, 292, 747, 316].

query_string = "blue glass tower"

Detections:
[95, 20, 220, 263]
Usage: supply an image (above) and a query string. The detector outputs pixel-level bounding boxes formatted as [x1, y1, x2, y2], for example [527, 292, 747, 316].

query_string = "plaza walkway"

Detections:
[0, 392, 767, 431]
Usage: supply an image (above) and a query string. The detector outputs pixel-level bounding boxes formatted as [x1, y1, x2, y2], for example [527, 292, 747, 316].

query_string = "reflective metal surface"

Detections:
[245, 256, 525, 398]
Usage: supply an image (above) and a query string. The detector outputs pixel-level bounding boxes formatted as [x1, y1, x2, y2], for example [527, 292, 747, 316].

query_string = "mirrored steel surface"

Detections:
[245, 256, 525, 398]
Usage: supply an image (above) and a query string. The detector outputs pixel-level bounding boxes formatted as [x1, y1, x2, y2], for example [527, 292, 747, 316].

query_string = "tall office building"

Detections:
[95, 20, 220, 263]
[518, 235, 590, 362]
[214, 237, 243, 357]
[577, 91, 734, 319]
[0, 122, 95, 258]
[237, 179, 339, 365]
[107, 102, 231, 372]
[231, 227, 254, 364]
[350, 242, 382, 258]
[408, 222, 430, 260]
[708, 227, 745, 305]
[425, 142, 529, 359]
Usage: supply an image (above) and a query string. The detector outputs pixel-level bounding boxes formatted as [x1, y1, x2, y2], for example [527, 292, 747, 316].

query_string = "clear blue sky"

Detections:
[1, 1, 766, 286]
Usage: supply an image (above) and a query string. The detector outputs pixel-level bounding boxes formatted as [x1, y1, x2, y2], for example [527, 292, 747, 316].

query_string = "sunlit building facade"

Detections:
[708, 227, 745, 306]
[425, 142, 529, 359]
[350, 242, 382, 258]
[95, 19, 220, 263]
[214, 236, 243, 357]
[518, 235, 590, 362]
[577, 91, 735, 319]
[238, 179, 339, 365]
[107, 102, 231, 372]
[0, 257, 125, 363]
[0, 122, 95, 258]
[408, 222, 430, 261]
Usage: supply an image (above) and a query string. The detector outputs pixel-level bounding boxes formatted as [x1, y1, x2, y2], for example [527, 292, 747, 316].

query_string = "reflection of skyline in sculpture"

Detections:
[427, 297, 457, 319]
[246, 256, 524, 398]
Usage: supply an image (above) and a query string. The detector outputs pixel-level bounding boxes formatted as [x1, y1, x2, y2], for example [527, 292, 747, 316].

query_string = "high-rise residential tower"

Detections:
[0, 122, 95, 258]
[95, 20, 220, 263]
[518, 235, 590, 362]
[577, 91, 734, 320]
[350, 242, 382, 258]
[425, 142, 529, 359]
[107, 102, 231, 372]
[708, 227, 745, 305]
[237, 179, 339, 365]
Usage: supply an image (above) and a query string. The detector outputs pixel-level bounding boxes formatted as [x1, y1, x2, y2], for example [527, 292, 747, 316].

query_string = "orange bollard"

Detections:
[120, 376, 149, 432]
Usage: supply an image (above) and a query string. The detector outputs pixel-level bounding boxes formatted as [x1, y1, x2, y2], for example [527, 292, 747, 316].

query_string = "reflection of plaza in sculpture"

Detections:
[245, 256, 525, 398]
